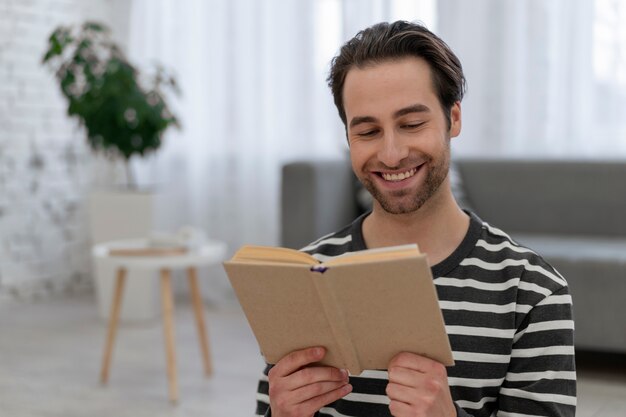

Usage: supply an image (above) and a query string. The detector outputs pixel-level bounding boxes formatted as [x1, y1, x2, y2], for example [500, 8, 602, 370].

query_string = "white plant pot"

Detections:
[89, 190, 159, 322]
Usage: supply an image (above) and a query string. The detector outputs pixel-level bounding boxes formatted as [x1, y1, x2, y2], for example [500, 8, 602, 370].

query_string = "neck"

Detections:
[362, 182, 470, 266]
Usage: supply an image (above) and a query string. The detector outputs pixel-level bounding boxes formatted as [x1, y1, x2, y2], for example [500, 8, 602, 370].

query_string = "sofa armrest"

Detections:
[281, 159, 358, 249]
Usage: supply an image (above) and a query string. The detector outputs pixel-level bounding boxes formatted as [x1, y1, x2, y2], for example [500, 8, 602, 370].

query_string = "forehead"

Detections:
[342, 57, 438, 118]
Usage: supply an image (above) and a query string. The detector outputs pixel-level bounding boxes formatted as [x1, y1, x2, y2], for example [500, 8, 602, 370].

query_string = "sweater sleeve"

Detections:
[496, 285, 577, 416]
[256, 363, 272, 416]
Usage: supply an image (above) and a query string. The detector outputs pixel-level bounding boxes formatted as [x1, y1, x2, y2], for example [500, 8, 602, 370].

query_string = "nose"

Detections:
[377, 131, 409, 168]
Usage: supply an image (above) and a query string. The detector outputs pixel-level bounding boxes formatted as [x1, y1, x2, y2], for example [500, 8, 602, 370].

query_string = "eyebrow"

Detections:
[348, 103, 431, 128]
[394, 103, 431, 118]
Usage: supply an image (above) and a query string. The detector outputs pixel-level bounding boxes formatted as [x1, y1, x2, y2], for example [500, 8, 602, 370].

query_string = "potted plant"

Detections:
[43, 21, 181, 321]
[42, 21, 180, 186]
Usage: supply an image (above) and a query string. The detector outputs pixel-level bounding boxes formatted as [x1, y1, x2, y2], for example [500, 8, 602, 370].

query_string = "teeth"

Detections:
[382, 168, 416, 182]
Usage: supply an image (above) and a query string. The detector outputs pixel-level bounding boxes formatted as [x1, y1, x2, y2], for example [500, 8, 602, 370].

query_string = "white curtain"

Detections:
[341, 0, 435, 38]
[128, 0, 344, 252]
[438, 0, 626, 158]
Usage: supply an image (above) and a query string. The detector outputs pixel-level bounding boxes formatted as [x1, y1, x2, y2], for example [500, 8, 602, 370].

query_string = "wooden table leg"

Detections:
[160, 269, 179, 403]
[100, 268, 127, 384]
[187, 267, 213, 376]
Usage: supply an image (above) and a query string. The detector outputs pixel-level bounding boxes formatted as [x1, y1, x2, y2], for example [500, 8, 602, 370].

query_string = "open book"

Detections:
[223, 244, 453, 375]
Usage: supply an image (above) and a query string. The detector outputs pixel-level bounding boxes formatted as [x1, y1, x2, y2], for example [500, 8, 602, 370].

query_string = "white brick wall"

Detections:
[0, 0, 127, 302]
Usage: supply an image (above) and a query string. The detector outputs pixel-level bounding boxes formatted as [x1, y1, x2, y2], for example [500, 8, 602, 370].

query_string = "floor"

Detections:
[0, 295, 625, 417]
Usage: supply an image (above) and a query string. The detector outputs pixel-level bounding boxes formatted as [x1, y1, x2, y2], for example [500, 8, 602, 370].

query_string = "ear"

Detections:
[449, 101, 462, 138]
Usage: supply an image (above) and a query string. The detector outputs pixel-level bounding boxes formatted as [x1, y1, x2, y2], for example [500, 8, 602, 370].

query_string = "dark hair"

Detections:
[328, 20, 466, 129]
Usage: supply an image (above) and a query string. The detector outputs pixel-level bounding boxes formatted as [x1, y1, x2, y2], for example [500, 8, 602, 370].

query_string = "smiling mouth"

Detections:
[378, 167, 418, 182]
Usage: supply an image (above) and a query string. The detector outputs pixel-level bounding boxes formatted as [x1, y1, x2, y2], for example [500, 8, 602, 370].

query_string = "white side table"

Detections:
[92, 238, 228, 402]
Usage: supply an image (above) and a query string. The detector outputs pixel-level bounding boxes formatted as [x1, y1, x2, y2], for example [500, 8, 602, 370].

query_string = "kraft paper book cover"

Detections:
[223, 244, 453, 375]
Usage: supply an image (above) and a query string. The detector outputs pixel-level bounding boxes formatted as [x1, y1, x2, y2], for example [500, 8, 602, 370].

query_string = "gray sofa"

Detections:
[281, 158, 626, 354]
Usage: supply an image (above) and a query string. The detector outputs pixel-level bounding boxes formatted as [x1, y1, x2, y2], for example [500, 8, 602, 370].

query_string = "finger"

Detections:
[299, 383, 353, 415]
[388, 365, 424, 387]
[291, 380, 350, 403]
[290, 365, 348, 388]
[389, 398, 412, 417]
[389, 352, 446, 375]
[388, 376, 452, 411]
[271, 346, 326, 377]
[386, 381, 421, 404]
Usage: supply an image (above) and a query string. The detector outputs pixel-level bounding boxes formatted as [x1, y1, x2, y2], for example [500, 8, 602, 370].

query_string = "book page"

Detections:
[231, 245, 319, 265]
[324, 244, 420, 266]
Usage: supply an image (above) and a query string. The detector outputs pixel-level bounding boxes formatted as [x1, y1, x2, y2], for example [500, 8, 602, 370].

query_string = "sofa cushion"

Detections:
[456, 159, 626, 237]
[512, 233, 626, 262]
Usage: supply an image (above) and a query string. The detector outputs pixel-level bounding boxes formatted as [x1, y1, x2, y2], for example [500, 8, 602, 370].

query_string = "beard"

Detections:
[360, 148, 450, 215]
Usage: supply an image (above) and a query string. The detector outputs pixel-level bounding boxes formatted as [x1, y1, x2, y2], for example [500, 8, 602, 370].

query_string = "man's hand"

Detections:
[268, 347, 353, 417]
[386, 352, 456, 417]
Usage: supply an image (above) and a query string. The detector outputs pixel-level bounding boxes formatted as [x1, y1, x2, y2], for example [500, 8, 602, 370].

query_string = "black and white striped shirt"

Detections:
[256, 211, 576, 417]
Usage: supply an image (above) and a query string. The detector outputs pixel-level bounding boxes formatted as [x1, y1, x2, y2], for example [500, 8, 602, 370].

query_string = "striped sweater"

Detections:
[256, 211, 576, 417]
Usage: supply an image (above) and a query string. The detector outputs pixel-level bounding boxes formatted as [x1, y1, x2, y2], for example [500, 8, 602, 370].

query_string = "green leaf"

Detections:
[83, 22, 107, 33]
[41, 20, 181, 171]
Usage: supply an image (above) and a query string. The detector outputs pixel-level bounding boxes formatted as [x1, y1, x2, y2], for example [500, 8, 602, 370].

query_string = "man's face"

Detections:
[342, 57, 461, 215]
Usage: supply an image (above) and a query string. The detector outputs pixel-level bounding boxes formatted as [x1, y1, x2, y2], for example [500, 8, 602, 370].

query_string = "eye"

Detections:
[401, 122, 424, 129]
[357, 129, 379, 137]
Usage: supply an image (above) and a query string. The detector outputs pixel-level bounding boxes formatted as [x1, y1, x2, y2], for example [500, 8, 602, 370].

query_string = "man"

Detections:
[256, 21, 576, 417]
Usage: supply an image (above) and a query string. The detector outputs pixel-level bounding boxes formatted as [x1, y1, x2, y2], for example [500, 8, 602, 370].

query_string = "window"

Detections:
[594, 0, 626, 148]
